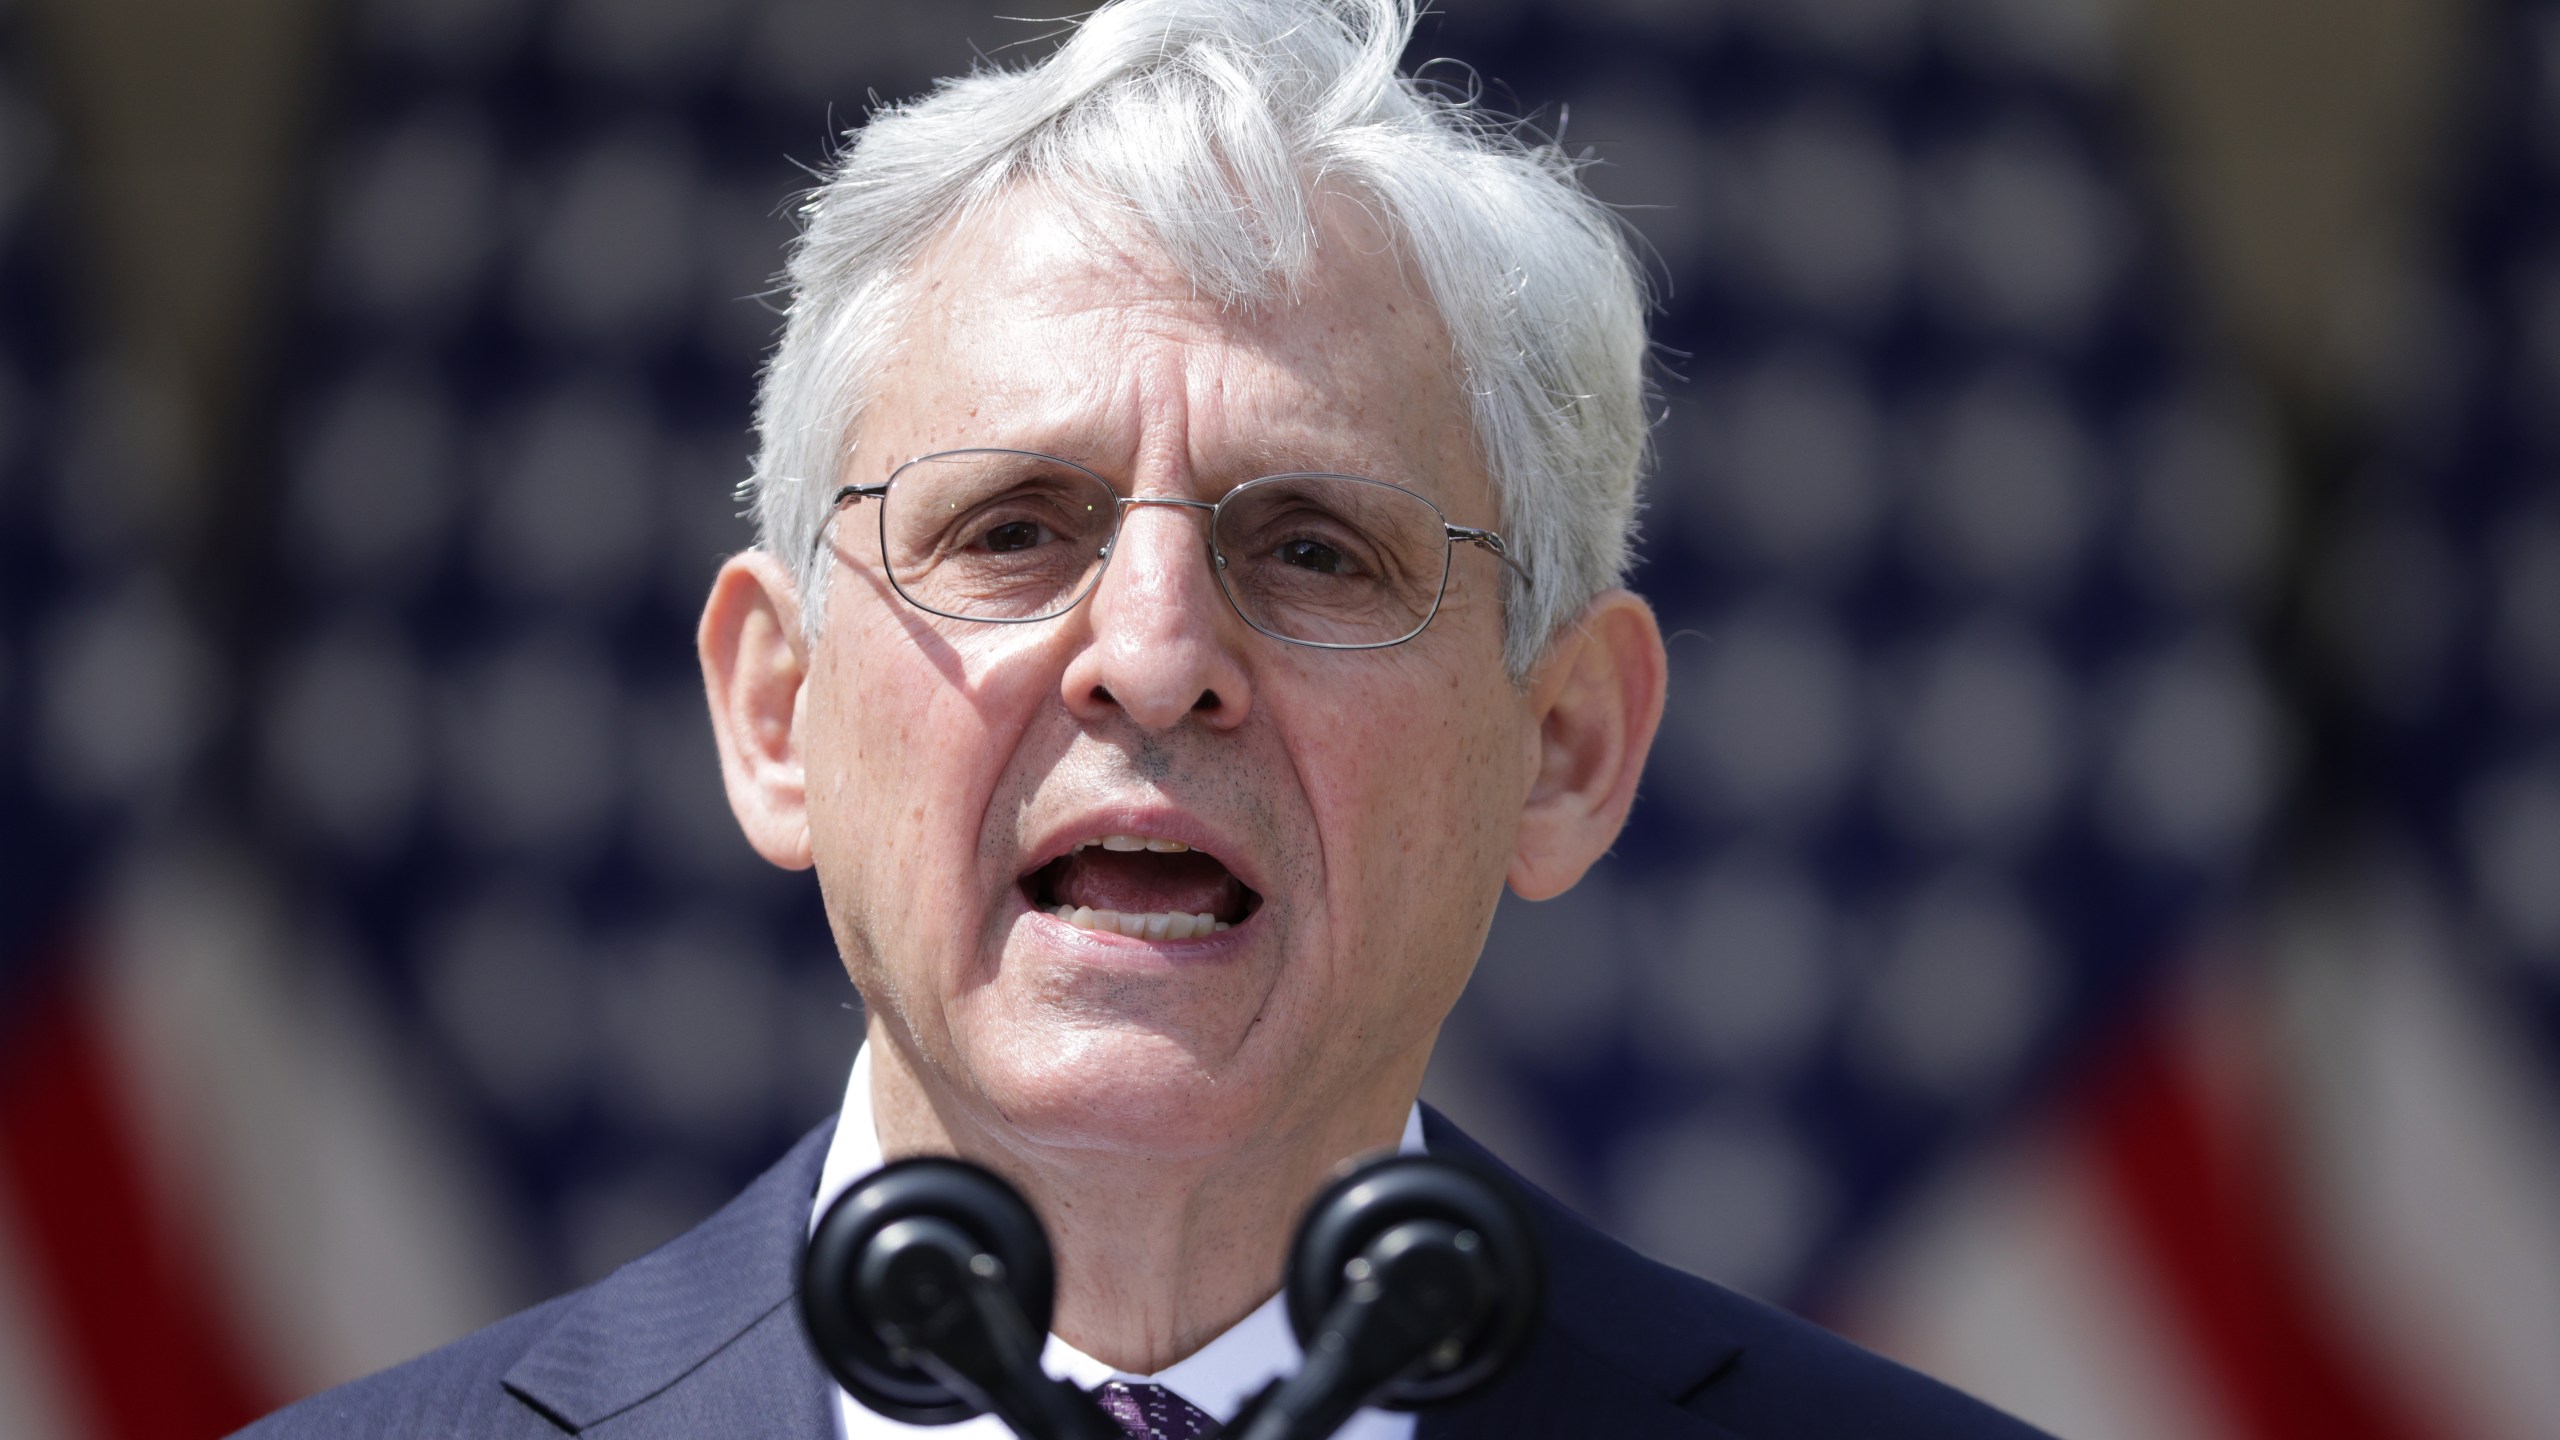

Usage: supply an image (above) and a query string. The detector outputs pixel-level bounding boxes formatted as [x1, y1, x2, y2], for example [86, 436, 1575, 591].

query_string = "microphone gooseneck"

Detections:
[801, 1158, 1122, 1440]
[1227, 1154, 1544, 1440]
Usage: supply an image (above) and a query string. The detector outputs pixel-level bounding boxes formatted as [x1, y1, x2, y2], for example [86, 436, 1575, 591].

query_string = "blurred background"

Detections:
[1, 0, 2554, 1436]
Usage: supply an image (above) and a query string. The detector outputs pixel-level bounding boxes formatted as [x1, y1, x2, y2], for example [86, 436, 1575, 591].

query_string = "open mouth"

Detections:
[1023, 835, 1262, 941]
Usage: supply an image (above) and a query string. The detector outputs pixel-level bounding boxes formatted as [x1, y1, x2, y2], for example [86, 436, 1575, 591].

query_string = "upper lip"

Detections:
[1018, 807, 1266, 898]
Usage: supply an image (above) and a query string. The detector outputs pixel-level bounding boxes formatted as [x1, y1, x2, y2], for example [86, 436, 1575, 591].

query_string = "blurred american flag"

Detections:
[0, 0, 266, 1430]
[1, 1, 2554, 1437]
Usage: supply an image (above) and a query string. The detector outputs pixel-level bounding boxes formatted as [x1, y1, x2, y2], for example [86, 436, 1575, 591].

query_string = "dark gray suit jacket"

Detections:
[237, 1109, 2049, 1438]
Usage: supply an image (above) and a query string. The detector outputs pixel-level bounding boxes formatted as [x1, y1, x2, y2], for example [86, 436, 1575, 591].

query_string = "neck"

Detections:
[863, 1027, 1421, 1373]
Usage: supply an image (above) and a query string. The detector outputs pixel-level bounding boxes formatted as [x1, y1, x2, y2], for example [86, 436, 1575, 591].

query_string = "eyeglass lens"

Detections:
[875, 450, 1454, 647]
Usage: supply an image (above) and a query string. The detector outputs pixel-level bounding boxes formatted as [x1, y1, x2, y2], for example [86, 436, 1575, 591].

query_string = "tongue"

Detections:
[1049, 850, 1248, 922]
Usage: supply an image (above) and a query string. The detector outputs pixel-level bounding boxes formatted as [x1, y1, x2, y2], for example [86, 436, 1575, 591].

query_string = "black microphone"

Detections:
[1226, 1154, 1544, 1440]
[801, 1158, 1122, 1440]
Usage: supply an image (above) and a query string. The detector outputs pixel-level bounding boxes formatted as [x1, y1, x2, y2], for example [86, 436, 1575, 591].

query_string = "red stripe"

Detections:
[0, 957, 275, 1440]
[2082, 1000, 2441, 1440]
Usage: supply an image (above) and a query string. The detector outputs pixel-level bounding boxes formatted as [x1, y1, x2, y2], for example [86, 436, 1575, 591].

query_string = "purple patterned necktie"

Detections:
[1091, 1380, 1221, 1439]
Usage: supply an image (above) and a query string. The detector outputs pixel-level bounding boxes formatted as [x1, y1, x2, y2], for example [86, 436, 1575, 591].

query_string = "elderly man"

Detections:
[244, 2, 2042, 1437]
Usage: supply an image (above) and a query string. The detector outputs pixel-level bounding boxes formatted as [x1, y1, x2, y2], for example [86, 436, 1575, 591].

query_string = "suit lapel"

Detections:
[502, 1123, 838, 1437]
[1417, 1108, 1750, 1439]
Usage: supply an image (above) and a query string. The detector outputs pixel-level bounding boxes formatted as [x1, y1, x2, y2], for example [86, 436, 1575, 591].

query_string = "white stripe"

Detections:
[0, 1205, 89, 1440]
[95, 840, 523, 1398]
[1838, 1125, 2245, 1440]
[2269, 860, 2560, 1440]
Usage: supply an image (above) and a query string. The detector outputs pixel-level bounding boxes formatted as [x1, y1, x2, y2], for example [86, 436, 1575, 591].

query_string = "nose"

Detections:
[1059, 498, 1254, 732]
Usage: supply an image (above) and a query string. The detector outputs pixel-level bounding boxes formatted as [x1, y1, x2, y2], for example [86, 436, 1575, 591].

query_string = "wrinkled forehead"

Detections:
[859, 186, 1484, 503]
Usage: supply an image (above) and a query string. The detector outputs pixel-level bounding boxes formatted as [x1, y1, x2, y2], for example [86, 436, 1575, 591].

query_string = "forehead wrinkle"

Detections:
[1179, 345, 1429, 491]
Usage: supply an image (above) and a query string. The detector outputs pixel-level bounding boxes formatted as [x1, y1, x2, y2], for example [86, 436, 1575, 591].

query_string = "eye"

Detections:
[1276, 537, 1352, 574]
[980, 518, 1050, 553]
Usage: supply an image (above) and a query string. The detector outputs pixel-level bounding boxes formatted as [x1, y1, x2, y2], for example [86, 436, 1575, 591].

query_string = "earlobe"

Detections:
[1507, 590, 1668, 901]
[698, 551, 817, 871]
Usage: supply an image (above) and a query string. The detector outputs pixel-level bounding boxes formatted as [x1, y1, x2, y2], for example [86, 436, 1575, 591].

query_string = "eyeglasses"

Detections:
[813, 448, 1529, 650]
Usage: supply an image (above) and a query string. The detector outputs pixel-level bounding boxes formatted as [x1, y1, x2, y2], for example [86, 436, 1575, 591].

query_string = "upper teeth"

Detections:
[1074, 835, 1189, 853]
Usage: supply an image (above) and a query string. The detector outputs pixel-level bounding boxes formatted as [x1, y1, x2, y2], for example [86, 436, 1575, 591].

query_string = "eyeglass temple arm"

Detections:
[1448, 525, 1532, 588]
[808, 483, 892, 560]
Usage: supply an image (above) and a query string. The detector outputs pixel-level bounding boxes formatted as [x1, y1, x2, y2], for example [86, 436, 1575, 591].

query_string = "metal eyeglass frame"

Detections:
[812, 447, 1531, 651]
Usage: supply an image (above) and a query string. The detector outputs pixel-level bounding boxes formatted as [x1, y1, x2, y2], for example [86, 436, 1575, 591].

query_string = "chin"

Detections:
[960, 1017, 1278, 1162]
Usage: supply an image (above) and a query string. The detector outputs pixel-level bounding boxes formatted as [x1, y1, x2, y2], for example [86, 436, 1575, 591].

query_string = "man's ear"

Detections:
[699, 550, 816, 871]
[1509, 589, 1668, 901]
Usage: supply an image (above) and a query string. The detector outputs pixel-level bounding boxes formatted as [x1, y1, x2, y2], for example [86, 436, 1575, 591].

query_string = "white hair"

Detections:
[749, 0, 1651, 676]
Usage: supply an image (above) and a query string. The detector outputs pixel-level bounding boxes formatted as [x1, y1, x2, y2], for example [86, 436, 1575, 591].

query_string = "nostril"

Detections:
[1193, 689, 1220, 712]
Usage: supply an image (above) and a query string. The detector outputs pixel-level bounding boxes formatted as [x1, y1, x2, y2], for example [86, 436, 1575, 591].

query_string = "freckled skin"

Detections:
[701, 184, 1666, 1370]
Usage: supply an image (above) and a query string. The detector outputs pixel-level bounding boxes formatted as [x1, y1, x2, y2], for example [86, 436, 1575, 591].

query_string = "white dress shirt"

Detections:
[816, 1043, 1422, 1440]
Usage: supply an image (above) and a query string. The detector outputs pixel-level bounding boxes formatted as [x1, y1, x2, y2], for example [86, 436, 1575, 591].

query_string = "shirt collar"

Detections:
[813, 1041, 1426, 1423]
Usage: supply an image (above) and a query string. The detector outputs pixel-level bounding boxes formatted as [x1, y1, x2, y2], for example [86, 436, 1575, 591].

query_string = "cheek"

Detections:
[803, 616, 1047, 951]
[1290, 659, 1526, 982]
